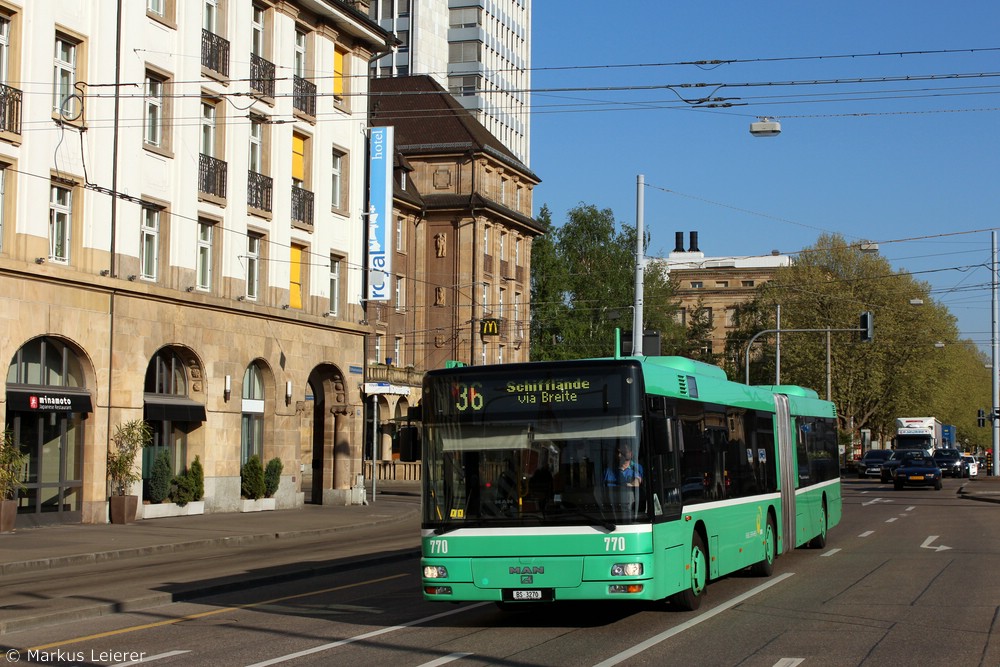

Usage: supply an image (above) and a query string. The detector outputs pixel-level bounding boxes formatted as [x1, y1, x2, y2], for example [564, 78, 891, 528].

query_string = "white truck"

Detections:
[894, 417, 943, 451]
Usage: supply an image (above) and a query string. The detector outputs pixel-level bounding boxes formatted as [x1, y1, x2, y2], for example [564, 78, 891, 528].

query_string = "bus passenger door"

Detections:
[774, 394, 796, 554]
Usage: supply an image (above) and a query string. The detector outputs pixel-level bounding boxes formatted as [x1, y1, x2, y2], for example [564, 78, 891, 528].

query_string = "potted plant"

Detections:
[0, 430, 28, 533]
[106, 419, 152, 524]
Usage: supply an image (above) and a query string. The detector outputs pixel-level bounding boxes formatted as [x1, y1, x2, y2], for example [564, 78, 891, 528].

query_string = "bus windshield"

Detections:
[421, 362, 647, 529]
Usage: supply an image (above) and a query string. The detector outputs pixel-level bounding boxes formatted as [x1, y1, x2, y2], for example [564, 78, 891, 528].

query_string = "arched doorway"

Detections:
[306, 364, 351, 504]
[5, 336, 94, 526]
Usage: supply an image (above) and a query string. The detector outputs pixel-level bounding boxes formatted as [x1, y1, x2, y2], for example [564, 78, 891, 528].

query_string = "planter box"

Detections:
[240, 497, 276, 512]
[109, 495, 139, 524]
[141, 501, 205, 520]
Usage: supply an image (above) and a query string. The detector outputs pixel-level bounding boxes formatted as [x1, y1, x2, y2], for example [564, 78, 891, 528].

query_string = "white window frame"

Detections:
[293, 28, 306, 77]
[140, 206, 160, 280]
[394, 336, 402, 366]
[395, 274, 404, 311]
[144, 74, 164, 147]
[328, 256, 340, 316]
[53, 35, 77, 116]
[49, 185, 72, 263]
[248, 117, 263, 174]
[0, 17, 10, 86]
[196, 221, 214, 290]
[200, 100, 216, 157]
[147, 0, 165, 17]
[246, 234, 260, 301]
[396, 216, 404, 252]
[330, 150, 342, 207]
[203, 0, 218, 33]
[250, 5, 265, 57]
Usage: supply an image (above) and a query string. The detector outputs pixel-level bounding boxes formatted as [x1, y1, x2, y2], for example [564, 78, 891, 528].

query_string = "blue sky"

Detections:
[529, 1, 1000, 351]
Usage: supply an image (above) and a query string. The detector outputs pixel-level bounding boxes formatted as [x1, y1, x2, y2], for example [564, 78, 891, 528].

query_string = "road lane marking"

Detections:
[21, 573, 410, 653]
[886, 517, 897, 523]
[859, 530, 874, 537]
[906, 506, 916, 512]
[920, 535, 952, 552]
[417, 653, 474, 667]
[245, 603, 489, 666]
[112, 651, 190, 666]
[820, 548, 841, 557]
[773, 660, 804, 667]
[591, 573, 795, 667]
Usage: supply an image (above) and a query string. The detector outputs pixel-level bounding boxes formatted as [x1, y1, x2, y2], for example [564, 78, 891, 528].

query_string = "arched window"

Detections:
[142, 349, 204, 496]
[241, 362, 265, 463]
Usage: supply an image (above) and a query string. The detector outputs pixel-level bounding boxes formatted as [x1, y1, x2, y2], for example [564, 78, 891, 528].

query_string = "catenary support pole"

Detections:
[633, 175, 645, 356]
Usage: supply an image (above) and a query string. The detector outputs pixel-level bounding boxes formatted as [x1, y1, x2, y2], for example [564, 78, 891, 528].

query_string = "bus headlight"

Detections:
[423, 566, 449, 579]
[608, 584, 644, 594]
[611, 563, 643, 577]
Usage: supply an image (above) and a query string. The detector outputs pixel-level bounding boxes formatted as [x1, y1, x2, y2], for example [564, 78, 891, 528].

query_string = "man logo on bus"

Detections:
[510, 566, 544, 575]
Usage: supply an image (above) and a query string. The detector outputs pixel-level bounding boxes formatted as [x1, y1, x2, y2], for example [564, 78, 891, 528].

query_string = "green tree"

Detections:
[530, 203, 683, 359]
[725, 233, 965, 445]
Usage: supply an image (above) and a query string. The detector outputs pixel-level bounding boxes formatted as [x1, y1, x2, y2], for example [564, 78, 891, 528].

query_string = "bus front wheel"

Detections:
[671, 532, 707, 611]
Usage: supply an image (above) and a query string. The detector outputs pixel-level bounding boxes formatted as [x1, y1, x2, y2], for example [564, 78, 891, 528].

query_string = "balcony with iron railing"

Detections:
[201, 29, 230, 77]
[291, 186, 314, 228]
[247, 170, 272, 212]
[249, 53, 275, 99]
[199, 153, 227, 200]
[0, 83, 22, 135]
[293, 75, 316, 117]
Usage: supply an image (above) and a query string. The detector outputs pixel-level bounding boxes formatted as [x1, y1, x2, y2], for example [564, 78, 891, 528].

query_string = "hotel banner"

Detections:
[367, 126, 394, 301]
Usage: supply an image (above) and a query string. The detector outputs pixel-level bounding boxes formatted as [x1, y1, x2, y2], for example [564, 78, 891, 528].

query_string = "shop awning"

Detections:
[6, 388, 94, 413]
[143, 395, 207, 422]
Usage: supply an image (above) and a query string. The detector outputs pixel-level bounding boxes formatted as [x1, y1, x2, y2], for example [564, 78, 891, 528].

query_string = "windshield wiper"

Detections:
[557, 503, 616, 531]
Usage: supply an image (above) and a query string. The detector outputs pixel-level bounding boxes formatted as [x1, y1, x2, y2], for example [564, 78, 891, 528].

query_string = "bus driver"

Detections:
[604, 444, 643, 487]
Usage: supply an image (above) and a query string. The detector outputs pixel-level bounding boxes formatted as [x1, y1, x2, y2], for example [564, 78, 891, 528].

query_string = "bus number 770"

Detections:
[604, 537, 625, 552]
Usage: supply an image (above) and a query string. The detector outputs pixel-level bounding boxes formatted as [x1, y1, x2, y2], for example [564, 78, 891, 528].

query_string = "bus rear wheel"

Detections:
[670, 532, 707, 611]
[808, 501, 828, 549]
[750, 514, 776, 576]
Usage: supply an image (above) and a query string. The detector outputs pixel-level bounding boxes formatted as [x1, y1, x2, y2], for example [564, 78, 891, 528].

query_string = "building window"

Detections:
[742, 280, 755, 287]
[394, 337, 403, 366]
[690, 281, 703, 289]
[0, 165, 6, 252]
[49, 184, 72, 263]
[330, 149, 343, 209]
[196, 220, 214, 291]
[374, 334, 383, 365]
[715, 281, 729, 288]
[203, 0, 219, 32]
[241, 363, 265, 464]
[725, 307, 737, 328]
[289, 243, 305, 309]
[248, 116, 263, 173]
[144, 72, 166, 148]
[482, 282, 491, 315]
[333, 44, 347, 103]
[483, 225, 491, 255]
[500, 178, 507, 205]
[201, 100, 217, 157]
[291, 133, 313, 227]
[396, 216, 404, 252]
[449, 41, 481, 64]
[0, 16, 10, 86]
[293, 27, 306, 77]
[147, 0, 176, 24]
[498, 231, 506, 260]
[246, 234, 261, 301]
[148, 0, 165, 16]
[515, 237, 521, 265]
[395, 274, 404, 311]
[53, 33, 79, 118]
[448, 75, 480, 97]
[450, 7, 480, 28]
[329, 256, 341, 316]
[250, 4, 265, 56]
[140, 206, 160, 281]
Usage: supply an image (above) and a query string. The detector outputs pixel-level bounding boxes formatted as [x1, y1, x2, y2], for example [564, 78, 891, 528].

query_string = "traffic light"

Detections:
[979, 408, 987, 428]
[859, 311, 874, 342]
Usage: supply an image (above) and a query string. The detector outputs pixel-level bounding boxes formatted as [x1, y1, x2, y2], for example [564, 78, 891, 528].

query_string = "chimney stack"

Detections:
[674, 232, 685, 253]
[689, 231, 700, 253]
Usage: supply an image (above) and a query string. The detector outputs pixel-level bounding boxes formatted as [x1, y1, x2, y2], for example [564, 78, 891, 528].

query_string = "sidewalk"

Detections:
[0, 481, 421, 577]
[958, 474, 1000, 504]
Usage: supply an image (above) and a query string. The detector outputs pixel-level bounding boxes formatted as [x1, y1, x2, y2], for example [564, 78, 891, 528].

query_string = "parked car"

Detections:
[857, 449, 893, 479]
[893, 453, 943, 490]
[962, 454, 978, 477]
[881, 449, 932, 483]
[932, 448, 964, 478]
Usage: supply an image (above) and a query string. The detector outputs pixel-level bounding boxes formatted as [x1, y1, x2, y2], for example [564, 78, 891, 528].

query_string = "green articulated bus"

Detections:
[419, 354, 841, 610]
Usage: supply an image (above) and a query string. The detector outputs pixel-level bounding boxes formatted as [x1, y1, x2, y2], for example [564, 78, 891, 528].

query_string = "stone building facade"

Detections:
[0, 1, 394, 526]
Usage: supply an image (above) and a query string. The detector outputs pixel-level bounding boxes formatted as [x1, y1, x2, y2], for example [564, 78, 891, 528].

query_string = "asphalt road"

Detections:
[3, 477, 997, 667]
